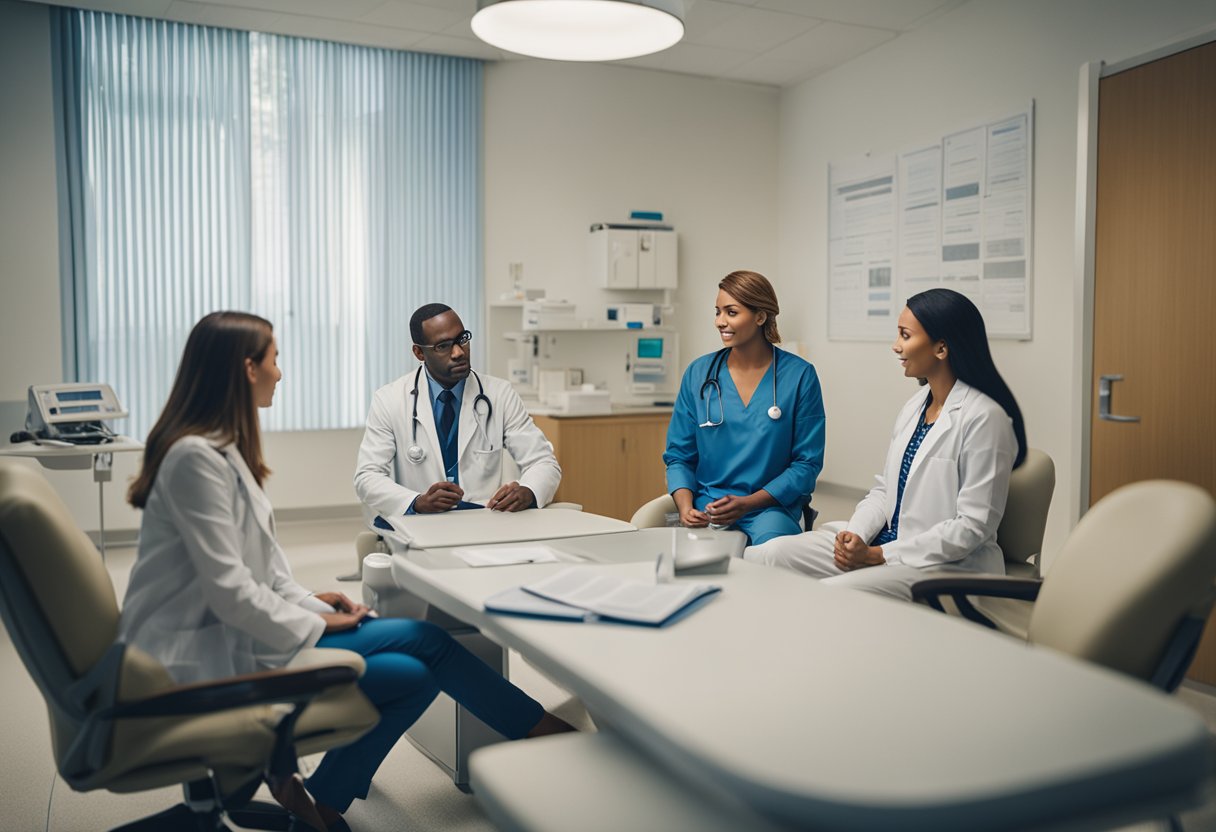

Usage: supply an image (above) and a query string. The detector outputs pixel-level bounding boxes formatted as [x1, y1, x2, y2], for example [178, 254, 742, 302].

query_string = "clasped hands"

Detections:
[680, 493, 757, 528]
[413, 480, 534, 513]
[316, 591, 374, 633]
[833, 530, 885, 571]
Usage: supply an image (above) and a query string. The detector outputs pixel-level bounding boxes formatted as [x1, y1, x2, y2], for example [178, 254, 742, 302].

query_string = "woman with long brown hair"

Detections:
[663, 270, 826, 545]
[120, 311, 569, 831]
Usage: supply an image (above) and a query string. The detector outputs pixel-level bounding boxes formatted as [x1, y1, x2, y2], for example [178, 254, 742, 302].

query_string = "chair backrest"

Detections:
[0, 460, 144, 776]
[631, 494, 676, 528]
[996, 448, 1055, 578]
[1028, 480, 1216, 684]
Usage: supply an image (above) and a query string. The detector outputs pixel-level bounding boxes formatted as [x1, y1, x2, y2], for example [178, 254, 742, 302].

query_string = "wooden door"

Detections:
[1091, 40, 1216, 682]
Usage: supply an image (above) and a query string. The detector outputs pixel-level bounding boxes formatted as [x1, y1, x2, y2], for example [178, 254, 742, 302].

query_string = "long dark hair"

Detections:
[128, 311, 274, 508]
[906, 289, 1026, 468]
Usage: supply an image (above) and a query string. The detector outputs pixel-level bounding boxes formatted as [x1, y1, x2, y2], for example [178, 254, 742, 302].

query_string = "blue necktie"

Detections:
[438, 389, 457, 479]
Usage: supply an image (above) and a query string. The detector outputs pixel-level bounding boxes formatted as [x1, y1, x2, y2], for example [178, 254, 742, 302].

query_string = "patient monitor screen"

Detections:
[637, 338, 663, 359]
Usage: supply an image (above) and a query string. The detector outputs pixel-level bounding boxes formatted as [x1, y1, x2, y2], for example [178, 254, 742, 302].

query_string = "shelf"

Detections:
[503, 327, 674, 337]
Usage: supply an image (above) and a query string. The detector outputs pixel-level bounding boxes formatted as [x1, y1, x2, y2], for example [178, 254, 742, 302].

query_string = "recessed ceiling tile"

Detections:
[50, 0, 176, 17]
[689, 5, 820, 52]
[356, 0, 466, 33]
[761, 20, 894, 68]
[164, 0, 283, 30]
[270, 14, 429, 49]
[189, 0, 384, 20]
[680, 0, 748, 44]
[409, 33, 506, 60]
[616, 40, 753, 74]
[753, 0, 959, 31]
[722, 55, 800, 86]
[652, 41, 757, 76]
[397, 0, 476, 9]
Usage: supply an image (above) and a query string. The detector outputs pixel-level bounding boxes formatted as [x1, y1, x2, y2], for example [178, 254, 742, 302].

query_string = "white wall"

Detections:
[0, 0, 61, 398]
[777, 0, 1216, 563]
[483, 60, 780, 367]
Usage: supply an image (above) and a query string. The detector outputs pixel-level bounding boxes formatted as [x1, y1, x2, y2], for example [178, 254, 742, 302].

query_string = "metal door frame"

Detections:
[1072, 24, 1216, 520]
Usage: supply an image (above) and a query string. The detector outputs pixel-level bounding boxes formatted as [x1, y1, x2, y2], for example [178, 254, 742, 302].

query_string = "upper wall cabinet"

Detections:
[589, 223, 677, 290]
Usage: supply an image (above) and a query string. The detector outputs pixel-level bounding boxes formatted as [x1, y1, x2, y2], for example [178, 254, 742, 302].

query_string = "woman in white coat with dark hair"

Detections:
[744, 288, 1026, 600]
[119, 311, 570, 832]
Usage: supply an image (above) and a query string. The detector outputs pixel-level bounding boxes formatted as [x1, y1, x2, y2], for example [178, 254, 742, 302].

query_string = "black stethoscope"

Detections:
[698, 345, 781, 428]
[405, 365, 494, 464]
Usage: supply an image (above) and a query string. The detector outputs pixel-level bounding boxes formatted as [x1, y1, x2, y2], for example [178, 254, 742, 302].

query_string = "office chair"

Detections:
[0, 459, 380, 831]
[912, 479, 1216, 692]
[923, 448, 1055, 635]
[630, 494, 818, 532]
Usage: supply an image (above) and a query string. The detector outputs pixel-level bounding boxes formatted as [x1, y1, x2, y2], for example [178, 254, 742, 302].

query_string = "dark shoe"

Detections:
[269, 773, 327, 832]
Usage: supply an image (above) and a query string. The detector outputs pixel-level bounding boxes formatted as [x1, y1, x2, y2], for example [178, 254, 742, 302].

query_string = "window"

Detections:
[54, 10, 483, 437]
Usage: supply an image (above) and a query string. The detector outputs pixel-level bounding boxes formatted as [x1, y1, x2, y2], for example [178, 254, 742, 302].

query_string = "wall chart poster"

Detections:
[828, 105, 1032, 340]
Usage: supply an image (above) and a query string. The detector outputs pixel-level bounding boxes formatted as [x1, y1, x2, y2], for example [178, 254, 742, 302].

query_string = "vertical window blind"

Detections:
[54, 10, 483, 437]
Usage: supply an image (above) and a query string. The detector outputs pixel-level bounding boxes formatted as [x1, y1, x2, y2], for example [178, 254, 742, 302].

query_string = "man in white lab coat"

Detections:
[355, 303, 561, 529]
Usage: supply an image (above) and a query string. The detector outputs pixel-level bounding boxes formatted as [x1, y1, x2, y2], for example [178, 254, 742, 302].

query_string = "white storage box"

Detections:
[523, 300, 577, 330]
[551, 389, 612, 415]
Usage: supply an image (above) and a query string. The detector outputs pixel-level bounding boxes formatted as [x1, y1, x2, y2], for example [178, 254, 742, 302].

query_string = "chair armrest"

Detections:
[911, 575, 1042, 629]
[102, 663, 360, 720]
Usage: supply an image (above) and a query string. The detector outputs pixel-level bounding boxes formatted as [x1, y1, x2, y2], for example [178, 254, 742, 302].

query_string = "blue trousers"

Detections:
[307, 618, 543, 811]
[696, 500, 801, 546]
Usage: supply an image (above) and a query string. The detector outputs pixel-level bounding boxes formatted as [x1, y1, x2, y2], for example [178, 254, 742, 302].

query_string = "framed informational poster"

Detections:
[828, 105, 1033, 340]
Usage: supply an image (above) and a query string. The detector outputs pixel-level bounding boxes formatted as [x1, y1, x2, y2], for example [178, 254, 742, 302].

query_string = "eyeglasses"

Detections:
[417, 330, 473, 354]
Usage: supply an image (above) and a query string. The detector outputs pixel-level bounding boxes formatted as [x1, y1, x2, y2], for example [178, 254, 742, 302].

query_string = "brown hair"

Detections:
[719, 270, 781, 343]
[128, 311, 274, 508]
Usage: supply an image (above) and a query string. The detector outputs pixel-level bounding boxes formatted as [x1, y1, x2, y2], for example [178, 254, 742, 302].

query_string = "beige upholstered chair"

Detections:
[951, 448, 1055, 635]
[0, 459, 380, 831]
[994, 448, 1056, 578]
[630, 493, 677, 528]
[913, 479, 1216, 691]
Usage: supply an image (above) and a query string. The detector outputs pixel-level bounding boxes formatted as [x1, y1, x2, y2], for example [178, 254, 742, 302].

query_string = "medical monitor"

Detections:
[636, 337, 663, 359]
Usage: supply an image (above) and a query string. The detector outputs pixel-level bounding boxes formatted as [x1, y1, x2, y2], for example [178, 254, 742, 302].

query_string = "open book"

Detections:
[485, 568, 721, 627]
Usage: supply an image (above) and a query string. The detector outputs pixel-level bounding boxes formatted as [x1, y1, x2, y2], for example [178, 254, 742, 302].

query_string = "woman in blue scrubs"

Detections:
[664, 271, 826, 545]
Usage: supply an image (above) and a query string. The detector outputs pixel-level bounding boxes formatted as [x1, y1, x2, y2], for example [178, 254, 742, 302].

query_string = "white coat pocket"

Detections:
[470, 447, 504, 478]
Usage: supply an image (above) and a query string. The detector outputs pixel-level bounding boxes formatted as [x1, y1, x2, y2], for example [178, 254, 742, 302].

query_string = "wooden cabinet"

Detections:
[532, 412, 670, 521]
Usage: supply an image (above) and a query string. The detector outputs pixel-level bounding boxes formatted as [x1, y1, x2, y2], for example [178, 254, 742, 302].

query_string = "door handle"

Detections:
[1098, 374, 1140, 422]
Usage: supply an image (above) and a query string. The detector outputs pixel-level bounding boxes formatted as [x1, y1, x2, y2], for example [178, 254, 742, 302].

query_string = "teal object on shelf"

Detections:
[630, 210, 663, 221]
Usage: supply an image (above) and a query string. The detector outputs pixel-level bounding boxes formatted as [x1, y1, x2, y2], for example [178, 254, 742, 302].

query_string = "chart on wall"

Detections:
[828, 106, 1033, 340]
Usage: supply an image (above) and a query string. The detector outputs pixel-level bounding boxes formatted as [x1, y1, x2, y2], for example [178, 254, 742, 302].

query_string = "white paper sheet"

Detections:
[450, 544, 560, 567]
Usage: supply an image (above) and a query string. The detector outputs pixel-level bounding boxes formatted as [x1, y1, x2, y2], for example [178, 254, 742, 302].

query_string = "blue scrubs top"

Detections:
[663, 347, 826, 526]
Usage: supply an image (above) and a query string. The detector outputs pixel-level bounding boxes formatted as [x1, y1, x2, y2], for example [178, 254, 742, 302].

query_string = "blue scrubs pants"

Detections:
[732, 506, 802, 546]
[307, 618, 543, 811]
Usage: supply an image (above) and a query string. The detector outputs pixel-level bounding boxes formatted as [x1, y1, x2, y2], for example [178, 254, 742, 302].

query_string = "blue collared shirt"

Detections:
[426, 368, 465, 481]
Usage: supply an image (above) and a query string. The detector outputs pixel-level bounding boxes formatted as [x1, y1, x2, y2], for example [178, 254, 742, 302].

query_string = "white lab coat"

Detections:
[118, 436, 328, 684]
[354, 368, 561, 525]
[845, 380, 1017, 572]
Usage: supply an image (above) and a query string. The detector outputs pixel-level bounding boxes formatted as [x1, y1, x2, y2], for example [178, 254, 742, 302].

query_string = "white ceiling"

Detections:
[25, 0, 966, 87]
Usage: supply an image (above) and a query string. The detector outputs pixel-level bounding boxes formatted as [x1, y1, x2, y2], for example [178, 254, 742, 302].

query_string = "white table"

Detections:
[376, 510, 645, 788]
[0, 436, 143, 559]
[390, 532, 1211, 831]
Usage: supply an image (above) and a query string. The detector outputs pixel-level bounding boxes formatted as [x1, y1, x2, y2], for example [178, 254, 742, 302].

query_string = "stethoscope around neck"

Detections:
[698, 345, 781, 428]
[405, 365, 493, 464]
